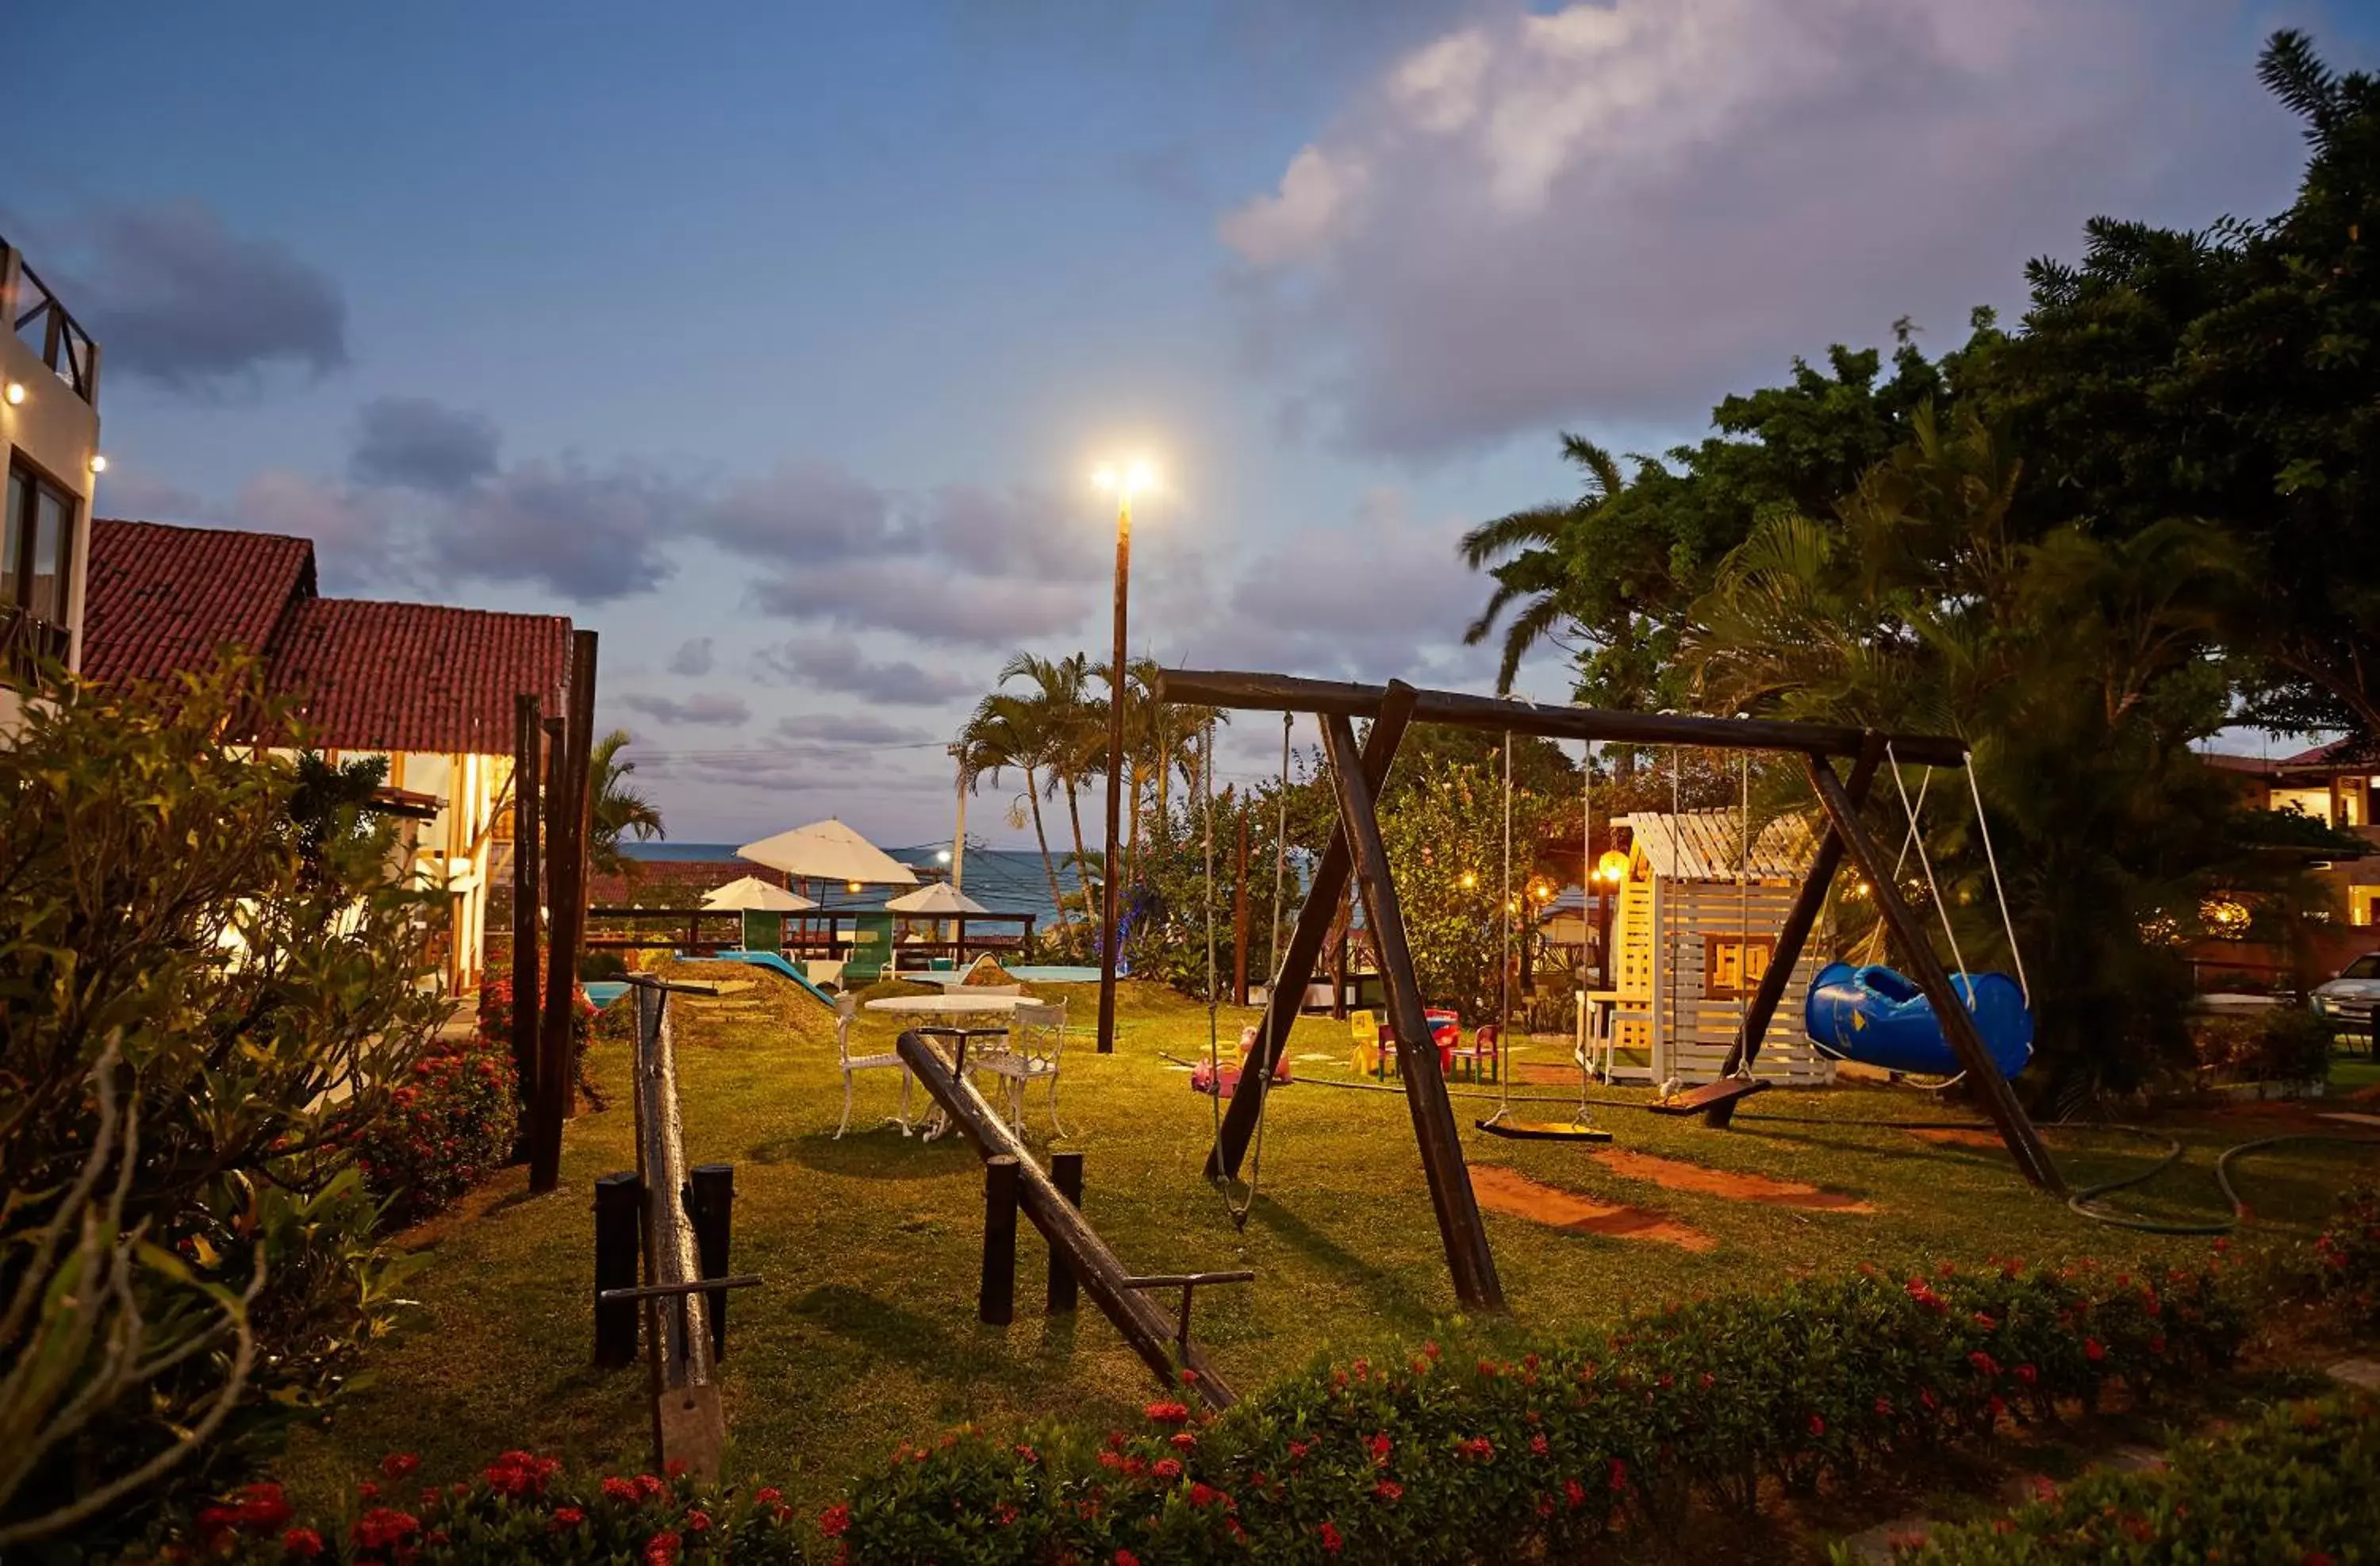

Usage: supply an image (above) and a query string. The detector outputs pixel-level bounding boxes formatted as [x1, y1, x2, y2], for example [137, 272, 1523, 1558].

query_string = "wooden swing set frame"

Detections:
[1160, 670, 2065, 1311]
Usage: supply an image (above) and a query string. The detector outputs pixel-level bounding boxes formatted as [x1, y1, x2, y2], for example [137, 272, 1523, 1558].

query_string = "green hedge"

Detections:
[1875, 1392, 2380, 1563]
[141, 1259, 2239, 1564]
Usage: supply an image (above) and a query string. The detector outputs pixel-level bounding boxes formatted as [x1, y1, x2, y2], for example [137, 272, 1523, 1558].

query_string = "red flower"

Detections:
[635, 1473, 666, 1499]
[355, 1481, 379, 1501]
[1609, 1458, 1630, 1492]
[665, 1460, 689, 1479]
[282, 1529, 324, 1558]
[1530, 1433, 1549, 1457]
[1807, 1414, 1826, 1437]
[1115, 1554, 1141, 1566]
[1144, 1400, 1191, 1425]
[2086, 1337, 2107, 1362]
[232, 1483, 293, 1533]
[351, 1508, 420, 1552]
[381, 1453, 420, 1479]
[1171, 1431, 1198, 1452]
[1154, 1457, 1184, 1481]
[1968, 1351, 2002, 1378]
[602, 1476, 643, 1504]
[1319, 1520, 1344, 1553]
[685, 1508, 712, 1533]
[1188, 1483, 1226, 1509]
[1564, 1478, 1587, 1510]
[1179, 1368, 1200, 1385]
[1373, 1480, 1403, 1503]
[820, 1503, 851, 1538]
[644, 1529, 681, 1565]
[1461, 1437, 1495, 1461]
[1367, 1432, 1392, 1466]
[2148, 1334, 2167, 1356]
[552, 1509, 585, 1531]
[1971, 1312, 1998, 1330]
[1875, 1396, 1894, 1418]
[2014, 1363, 2038, 1386]
[1477, 1358, 1499, 1377]
[754, 1487, 782, 1504]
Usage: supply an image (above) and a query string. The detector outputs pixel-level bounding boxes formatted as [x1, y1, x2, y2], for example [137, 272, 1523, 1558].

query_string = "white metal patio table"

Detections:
[863, 992, 1033, 1138]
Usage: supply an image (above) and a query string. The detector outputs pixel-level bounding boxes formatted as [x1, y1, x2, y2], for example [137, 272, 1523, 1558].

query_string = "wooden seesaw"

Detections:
[896, 1030, 1249, 1411]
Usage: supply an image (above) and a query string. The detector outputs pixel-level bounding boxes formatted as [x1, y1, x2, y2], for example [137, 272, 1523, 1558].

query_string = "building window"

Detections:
[2, 459, 75, 668]
[2352, 888, 2380, 929]
[1704, 934, 1775, 999]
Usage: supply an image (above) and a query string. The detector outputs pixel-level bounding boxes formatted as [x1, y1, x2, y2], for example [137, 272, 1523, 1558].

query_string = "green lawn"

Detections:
[275, 965, 2380, 1515]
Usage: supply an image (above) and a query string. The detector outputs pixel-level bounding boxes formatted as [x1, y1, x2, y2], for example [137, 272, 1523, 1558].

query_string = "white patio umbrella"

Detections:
[883, 881, 989, 915]
[736, 818, 920, 888]
[701, 875, 817, 912]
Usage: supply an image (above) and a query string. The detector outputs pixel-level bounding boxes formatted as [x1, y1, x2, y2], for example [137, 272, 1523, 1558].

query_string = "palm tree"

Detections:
[999, 651, 1101, 915]
[958, 694, 1069, 919]
[587, 729, 665, 877]
[1459, 434, 1630, 693]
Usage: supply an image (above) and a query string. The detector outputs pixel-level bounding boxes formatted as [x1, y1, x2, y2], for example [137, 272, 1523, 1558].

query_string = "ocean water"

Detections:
[621, 841, 1082, 922]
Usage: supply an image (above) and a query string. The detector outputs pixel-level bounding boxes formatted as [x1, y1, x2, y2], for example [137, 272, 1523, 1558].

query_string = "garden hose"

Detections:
[1274, 1069, 2380, 1234]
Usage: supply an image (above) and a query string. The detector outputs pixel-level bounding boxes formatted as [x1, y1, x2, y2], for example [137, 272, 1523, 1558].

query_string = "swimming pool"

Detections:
[1007, 965, 1101, 985]
[583, 980, 630, 1010]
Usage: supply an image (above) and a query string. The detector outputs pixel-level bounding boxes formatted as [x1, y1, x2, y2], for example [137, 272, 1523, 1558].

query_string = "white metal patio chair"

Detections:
[970, 998, 1069, 1137]
[834, 992, 913, 1138]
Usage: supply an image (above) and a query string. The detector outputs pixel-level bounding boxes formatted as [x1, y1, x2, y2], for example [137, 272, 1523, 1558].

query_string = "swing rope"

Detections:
[1886, 743, 1974, 1001]
[1964, 754, 2030, 1008]
[1207, 710, 1271, 1230]
[1481, 734, 1517, 1129]
[1266, 713, 1290, 986]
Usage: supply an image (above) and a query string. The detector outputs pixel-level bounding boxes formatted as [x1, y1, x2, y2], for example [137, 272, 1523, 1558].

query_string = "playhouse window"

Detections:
[1703, 935, 1775, 998]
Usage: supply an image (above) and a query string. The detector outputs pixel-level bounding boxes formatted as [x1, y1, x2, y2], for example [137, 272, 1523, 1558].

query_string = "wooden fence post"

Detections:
[530, 631, 597, 1190]
[593, 1171, 642, 1367]
[1046, 1151, 1083, 1315]
[512, 695, 543, 1133]
[687, 1163, 734, 1361]
[981, 1156, 1019, 1326]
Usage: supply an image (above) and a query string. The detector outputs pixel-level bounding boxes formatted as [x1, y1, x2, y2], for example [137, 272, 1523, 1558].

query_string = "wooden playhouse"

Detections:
[1583, 808, 1837, 1088]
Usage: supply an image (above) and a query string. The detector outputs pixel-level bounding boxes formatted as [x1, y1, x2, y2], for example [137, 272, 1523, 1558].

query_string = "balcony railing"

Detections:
[3, 236, 98, 405]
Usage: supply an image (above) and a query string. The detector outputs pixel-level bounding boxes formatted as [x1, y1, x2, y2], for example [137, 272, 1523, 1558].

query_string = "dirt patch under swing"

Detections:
[1468, 1165, 1716, 1250]
[1588, 1147, 1875, 1211]
[1906, 1127, 2013, 1150]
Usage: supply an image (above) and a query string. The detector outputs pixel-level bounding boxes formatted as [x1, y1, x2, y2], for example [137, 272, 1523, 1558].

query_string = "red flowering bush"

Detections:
[1887, 1393, 2380, 1562]
[352, 1033, 518, 1228]
[2312, 1183, 2380, 1330]
[148, 1260, 2244, 1564]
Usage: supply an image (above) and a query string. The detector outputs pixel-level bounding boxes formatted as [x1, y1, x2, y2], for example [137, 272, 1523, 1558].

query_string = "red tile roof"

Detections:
[85, 518, 574, 755]
[268, 596, 572, 754]
[81, 519, 317, 681]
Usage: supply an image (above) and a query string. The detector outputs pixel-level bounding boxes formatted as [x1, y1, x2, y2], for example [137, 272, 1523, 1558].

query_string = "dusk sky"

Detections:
[13, 2, 2373, 847]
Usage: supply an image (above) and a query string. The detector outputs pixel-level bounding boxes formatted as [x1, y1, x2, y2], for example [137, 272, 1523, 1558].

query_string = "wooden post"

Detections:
[512, 695, 543, 1126]
[593, 1171, 641, 1368]
[1805, 750, 2064, 1193]
[687, 1164, 734, 1361]
[1047, 1150, 1083, 1315]
[1206, 697, 1413, 1182]
[896, 1032, 1237, 1407]
[1321, 694, 1505, 1311]
[1231, 799, 1251, 1007]
[1706, 737, 1884, 1126]
[1332, 910, 1350, 1021]
[530, 631, 597, 1189]
[981, 1155, 1019, 1326]
[628, 980, 727, 1476]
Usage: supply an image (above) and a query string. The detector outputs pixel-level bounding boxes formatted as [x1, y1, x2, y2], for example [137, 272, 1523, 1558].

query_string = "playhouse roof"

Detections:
[1619, 809, 1814, 881]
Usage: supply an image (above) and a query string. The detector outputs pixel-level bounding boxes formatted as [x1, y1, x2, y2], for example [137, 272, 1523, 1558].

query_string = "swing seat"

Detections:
[1646, 1077, 1772, 1117]
[1476, 1118, 1613, 1142]
[1802, 963, 2033, 1078]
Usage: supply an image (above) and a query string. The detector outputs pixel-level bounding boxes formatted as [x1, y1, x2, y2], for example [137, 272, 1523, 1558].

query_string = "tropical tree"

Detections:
[586, 729, 666, 877]
[998, 651, 1101, 914]
[958, 693, 1068, 919]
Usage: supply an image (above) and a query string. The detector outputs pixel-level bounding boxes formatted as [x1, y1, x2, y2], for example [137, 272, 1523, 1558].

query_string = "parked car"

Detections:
[2310, 953, 2380, 1034]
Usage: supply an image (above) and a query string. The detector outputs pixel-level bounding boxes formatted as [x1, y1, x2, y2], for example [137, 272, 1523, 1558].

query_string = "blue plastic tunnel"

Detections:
[1802, 962, 2033, 1078]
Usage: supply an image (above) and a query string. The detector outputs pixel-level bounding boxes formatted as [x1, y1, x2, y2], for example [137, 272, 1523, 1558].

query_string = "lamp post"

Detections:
[1094, 460, 1154, 1055]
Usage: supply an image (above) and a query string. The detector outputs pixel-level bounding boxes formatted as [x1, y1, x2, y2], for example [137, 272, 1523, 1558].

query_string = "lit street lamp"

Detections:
[1094, 459, 1155, 1055]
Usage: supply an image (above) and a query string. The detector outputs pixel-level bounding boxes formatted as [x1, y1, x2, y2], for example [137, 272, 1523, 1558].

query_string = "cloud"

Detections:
[695, 462, 892, 563]
[669, 638, 716, 677]
[417, 459, 681, 602]
[232, 470, 395, 591]
[772, 712, 935, 747]
[747, 561, 1098, 647]
[1219, 0, 2309, 451]
[349, 397, 501, 492]
[618, 691, 752, 727]
[60, 202, 347, 394]
[754, 638, 981, 704]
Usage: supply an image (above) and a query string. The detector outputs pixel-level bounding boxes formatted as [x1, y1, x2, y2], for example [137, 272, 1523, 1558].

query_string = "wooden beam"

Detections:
[1805, 751, 2063, 1193]
[627, 983, 726, 1478]
[530, 630, 597, 1190]
[1206, 696, 1414, 1182]
[1321, 693, 1505, 1311]
[1231, 798, 1251, 1008]
[1705, 735, 1884, 1126]
[896, 1031, 1238, 1408]
[1155, 669, 1971, 769]
[511, 694, 543, 1125]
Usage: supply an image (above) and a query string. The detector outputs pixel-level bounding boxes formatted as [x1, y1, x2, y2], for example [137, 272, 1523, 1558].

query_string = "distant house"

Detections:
[81, 518, 577, 992]
[2, 232, 104, 725]
[2204, 743, 2380, 930]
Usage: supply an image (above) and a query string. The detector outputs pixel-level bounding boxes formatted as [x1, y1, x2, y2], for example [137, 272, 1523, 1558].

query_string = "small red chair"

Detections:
[1453, 1023, 1501, 1084]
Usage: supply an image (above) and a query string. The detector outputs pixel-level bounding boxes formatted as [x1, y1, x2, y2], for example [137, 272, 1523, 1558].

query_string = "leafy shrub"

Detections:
[472, 971, 598, 1111]
[2313, 1183, 2380, 1330]
[1878, 1393, 2380, 1563]
[152, 1260, 2240, 1564]
[353, 1034, 520, 1228]
[2188, 1005, 2332, 1084]
[0, 659, 442, 1547]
